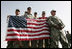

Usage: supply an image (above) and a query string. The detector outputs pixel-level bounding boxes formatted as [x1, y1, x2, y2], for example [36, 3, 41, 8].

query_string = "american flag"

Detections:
[6, 16, 50, 41]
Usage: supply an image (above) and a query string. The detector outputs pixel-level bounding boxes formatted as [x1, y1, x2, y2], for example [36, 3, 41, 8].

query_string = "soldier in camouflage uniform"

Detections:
[47, 10, 66, 48]
[34, 12, 37, 19]
[7, 9, 23, 48]
[61, 30, 71, 48]
[59, 30, 69, 48]
[31, 12, 38, 48]
[25, 7, 34, 19]
[38, 11, 49, 48]
[22, 7, 34, 48]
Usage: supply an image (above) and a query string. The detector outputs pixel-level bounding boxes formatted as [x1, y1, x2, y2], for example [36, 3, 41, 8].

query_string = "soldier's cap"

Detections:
[42, 11, 45, 14]
[27, 7, 31, 10]
[16, 9, 20, 12]
[34, 12, 37, 14]
[51, 10, 56, 12]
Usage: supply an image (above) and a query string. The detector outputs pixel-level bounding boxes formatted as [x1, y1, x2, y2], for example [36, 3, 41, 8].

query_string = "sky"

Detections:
[1, 1, 71, 48]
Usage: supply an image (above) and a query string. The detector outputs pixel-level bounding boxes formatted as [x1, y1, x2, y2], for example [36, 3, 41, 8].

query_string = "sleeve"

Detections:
[7, 15, 10, 23]
[58, 19, 65, 29]
[48, 17, 58, 27]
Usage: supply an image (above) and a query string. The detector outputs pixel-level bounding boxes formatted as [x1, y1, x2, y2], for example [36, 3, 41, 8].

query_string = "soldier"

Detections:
[26, 7, 34, 19]
[22, 7, 36, 48]
[38, 11, 49, 48]
[7, 9, 20, 22]
[38, 11, 47, 19]
[22, 7, 34, 48]
[23, 11, 28, 18]
[47, 10, 66, 48]
[7, 9, 23, 48]
[30, 12, 38, 48]
[34, 12, 37, 19]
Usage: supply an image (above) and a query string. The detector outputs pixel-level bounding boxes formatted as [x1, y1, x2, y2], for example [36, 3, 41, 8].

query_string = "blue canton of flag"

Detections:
[8, 16, 27, 28]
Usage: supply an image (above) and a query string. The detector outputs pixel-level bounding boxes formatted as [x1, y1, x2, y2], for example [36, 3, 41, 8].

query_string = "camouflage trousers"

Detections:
[60, 36, 69, 48]
[7, 41, 14, 48]
[50, 34, 69, 48]
[37, 39, 50, 48]
[7, 41, 30, 48]
[7, 39, 50, 48]
[31, 40, 38, 48]
[50, 39, 59, 48]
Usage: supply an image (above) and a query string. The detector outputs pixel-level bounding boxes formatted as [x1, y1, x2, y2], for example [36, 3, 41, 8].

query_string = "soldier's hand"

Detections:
[56, 25, 60, 29]
[57, 26, 63, 30]
[7, 15, 10, 19]
[7, 15, 11, 23]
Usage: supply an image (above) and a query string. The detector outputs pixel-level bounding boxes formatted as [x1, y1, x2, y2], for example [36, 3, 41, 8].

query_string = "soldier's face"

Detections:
[51, 12, 56, 16]
[42, 14, 45, 17]
[34, 14, 37, 17]
[27, 9, 31, 14]
[15, 11, 20, 15]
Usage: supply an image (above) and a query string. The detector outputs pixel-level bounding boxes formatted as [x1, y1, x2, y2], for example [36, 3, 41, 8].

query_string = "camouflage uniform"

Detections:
[65, 32, 71, 48]
[24, 14, 35, 48]
[7, 15, 24, 48]
[26, 14, 34, 19]
[24, 14, 39, 48]
[38, 39, 43, 48]
[34, 16, 37, 19]
[30, 16, 38, 48]
[47, 16, 66, 48]
[7, 41, 14, 48]
[7, 15, 14, 48]
[21, 41, 29, 48]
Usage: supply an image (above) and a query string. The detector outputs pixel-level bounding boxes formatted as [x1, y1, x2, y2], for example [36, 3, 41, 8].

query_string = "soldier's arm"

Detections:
[57, 19, 65, 29]
[60, 19, 65, 28]
[7, 15, 10, 23]
[48, 17, 58, 27]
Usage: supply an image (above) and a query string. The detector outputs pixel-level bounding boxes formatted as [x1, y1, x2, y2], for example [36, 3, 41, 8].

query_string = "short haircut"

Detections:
[42, 11, 45, 14]
[16, 9, 20, 12]
[34, 12, 37, 14]
[27, 7, 31, 10]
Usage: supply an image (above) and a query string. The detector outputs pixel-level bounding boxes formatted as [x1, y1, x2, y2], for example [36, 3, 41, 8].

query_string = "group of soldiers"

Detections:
[7, 7, 71, 48]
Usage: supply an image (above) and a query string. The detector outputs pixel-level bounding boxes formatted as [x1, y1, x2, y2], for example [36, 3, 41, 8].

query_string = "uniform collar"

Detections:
[16, 15, 21, 16]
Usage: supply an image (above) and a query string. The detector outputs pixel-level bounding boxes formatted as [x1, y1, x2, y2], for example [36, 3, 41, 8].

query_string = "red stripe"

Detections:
[7, 33, 50, 36]
[5, 37, 50, 41]
[27, 23, 48, 26]
[7, 29, 49, 33]
[7, 29, 21, 32]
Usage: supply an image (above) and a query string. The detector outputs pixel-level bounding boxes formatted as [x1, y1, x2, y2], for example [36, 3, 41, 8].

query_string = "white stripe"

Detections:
[6, 35, 50, 39]
[7, 27, 49, 31]
[27, 21, 47, 24]
[20, 27, 49, 31]
[7, 31, 50, 35]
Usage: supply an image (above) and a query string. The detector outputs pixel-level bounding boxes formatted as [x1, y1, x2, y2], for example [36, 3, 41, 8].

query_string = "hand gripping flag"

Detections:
[6, 16, 50, 41]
